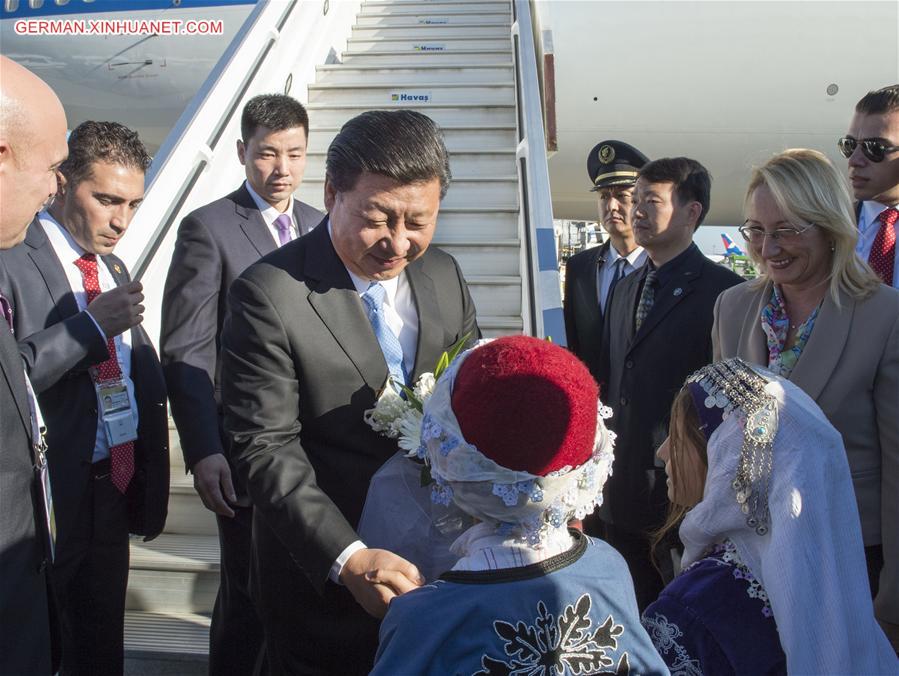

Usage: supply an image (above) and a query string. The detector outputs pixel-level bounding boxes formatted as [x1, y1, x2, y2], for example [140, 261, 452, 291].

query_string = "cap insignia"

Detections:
[599, 144, 616, 164]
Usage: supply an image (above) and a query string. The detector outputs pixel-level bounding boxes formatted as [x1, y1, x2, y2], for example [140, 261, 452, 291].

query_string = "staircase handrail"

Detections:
[511, 0, 565, 344]
[113, 0, 361, 345]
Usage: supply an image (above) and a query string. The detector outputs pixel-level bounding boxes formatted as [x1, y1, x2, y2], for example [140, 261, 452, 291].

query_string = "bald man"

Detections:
[0, 55, 68, 675]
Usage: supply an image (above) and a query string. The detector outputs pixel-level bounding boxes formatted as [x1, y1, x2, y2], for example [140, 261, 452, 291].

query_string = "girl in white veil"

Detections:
[642, 358, 897, 674]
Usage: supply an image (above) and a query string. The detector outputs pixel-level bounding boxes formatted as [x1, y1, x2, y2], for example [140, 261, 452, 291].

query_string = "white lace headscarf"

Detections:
[416, 340, 616, 547]
[680, 371, 897, 673]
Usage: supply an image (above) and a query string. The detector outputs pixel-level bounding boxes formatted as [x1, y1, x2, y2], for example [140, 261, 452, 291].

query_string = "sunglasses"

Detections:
[837, 136, 899, 163]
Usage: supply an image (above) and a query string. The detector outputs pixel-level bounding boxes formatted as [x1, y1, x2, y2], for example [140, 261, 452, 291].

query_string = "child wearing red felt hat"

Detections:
[371, 336, 668, 676]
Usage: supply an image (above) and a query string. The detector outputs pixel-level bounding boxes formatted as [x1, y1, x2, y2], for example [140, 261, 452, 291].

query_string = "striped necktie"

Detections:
[634, 267, 658, 331]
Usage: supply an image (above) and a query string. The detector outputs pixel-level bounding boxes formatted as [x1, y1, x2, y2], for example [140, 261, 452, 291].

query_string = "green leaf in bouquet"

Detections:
[420, 464, 434, 487]
[397, 381, 423, 412]
[434, 332, 473, 379]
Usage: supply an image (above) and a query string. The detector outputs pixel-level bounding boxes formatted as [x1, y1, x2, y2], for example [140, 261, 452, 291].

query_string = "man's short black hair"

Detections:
[638, 157, 712, 228]
[241, 94, 309, 141]
[855, 84, 899, 116]
[325, 110, 451, 198]
[59, 121, 150, 188]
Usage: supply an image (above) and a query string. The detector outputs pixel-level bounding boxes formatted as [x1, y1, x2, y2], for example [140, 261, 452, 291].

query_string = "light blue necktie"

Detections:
[361, 282, 407, 390]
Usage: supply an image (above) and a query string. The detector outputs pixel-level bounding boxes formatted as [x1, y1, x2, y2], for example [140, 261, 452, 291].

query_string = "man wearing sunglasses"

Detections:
[841, 84, 899, 288]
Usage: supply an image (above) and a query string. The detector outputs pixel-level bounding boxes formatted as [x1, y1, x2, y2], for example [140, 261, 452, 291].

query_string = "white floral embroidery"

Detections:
[715, 540, 773, 618]
[641, 613, 702, 676]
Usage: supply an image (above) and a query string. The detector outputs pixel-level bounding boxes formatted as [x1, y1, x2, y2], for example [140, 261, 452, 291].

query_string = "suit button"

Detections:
[37, 558, 48, 573]
[625, 360, 634, 369]
[620, 397, 628, 406]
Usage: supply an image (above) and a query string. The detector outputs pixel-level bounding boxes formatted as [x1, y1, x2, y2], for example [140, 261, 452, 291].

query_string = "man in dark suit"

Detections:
[160, 94, 323, 675]
[598, 157, 742, 610]
[564, 140, 649, 381]
[0, 55, 68, 676]
[221, 110, 479, 674]
[0, 121, 169, 675]
[841, 84, 899, 290]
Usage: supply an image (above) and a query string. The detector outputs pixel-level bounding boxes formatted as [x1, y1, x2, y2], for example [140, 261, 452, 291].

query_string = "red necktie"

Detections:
[869, 208, 897, 286]
[72, 254, 135, 494]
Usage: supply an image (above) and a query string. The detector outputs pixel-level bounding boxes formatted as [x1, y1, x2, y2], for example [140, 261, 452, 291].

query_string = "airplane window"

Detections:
[29, 0, 43, 9]
[5, 0, 19, 13]
[56, 0, 70, 5]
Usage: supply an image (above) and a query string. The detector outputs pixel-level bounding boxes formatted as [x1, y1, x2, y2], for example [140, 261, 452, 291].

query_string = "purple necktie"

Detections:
[0, 292, 13, 334]
[274, 213, 293, 246]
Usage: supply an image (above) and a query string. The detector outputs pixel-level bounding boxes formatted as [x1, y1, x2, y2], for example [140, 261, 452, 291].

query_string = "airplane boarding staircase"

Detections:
[118, 0, 561, 670]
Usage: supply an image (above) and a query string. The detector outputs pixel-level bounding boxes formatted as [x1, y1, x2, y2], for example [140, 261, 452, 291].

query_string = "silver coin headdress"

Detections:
[685, 358, 777, 536]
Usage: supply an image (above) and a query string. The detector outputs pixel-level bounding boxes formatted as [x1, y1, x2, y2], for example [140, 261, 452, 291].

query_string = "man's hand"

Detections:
[88, 281, 144, 337]
[191, 453, 237, 517]
[340, 548, 424, 619]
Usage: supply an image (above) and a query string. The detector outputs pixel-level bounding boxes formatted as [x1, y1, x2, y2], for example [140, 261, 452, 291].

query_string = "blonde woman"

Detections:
[712, 149, 899, 648]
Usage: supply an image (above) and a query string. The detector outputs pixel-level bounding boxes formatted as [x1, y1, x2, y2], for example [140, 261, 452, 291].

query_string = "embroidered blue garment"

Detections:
[372, 532, 669, 676]
[642, 541, 786, 675]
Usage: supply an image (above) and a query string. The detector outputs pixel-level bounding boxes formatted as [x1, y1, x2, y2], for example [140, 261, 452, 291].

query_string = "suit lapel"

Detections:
[739, 282, 771, 365]
[789, 290, 852, 401]
[0, 326, 32, 435]
[234, 185, 277, 258]
[406, 259, 442, 381]
[628, 250, 703, 351]
[585, 242, 607, 324]
[304, 226, 388, 392]
[25, 222, 79, 322]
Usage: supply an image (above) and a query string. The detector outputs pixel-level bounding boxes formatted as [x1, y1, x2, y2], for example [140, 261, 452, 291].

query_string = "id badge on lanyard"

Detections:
[96, 378, 138, 447]
[24, 374, 55, 561]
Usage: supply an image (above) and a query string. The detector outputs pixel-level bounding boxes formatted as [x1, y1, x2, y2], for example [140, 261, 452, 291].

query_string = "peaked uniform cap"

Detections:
[587, 140, 650, 191]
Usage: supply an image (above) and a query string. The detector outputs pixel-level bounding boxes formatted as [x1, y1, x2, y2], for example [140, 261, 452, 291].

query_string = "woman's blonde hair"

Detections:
[744, 148, 881, 303]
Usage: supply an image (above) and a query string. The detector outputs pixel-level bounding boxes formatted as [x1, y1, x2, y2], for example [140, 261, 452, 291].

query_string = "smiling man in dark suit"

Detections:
[221, 110, 479, 674]
[0, 121, 169, 674]
[598, 157, 742, 611]
[0, 55, 69, 676]
[160, 94, 323, 675]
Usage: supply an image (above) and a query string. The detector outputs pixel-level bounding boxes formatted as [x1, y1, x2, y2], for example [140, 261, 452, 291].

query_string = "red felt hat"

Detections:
[450, 336, 599, 475]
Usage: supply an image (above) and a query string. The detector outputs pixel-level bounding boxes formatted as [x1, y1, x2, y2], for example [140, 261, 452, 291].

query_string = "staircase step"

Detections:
[478, 314, 524, 335]
[305, 103, 515, 127]
[306, 149, 515, 177]
[436, 208, 519, 240]
[131, 533, 220, 573]
[124, 610, 210, 662]
[346, 36, 510, 51]
[127, 534, 220, 614]
[297, 176, 518, 211]
[165, 474, 219, 536]
[341, 48, 511, 65]
[356, 13, 510, 27]
[306, 81, 515, 105]
[435, 240, 521, 275]
[308, 124, 517, 152]
[352, 23, 509, 38]
[360, 5, 511, 16]
[467, 275, 522, 316]
[315, 64, 513, 85]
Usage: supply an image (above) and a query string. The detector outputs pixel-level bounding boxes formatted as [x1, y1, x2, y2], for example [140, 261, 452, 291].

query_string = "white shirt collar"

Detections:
[245, 180, 294, 229]
[860, 199, 898, 232]
[40, 209, 87, 263]
[606, 243, 646, 268]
